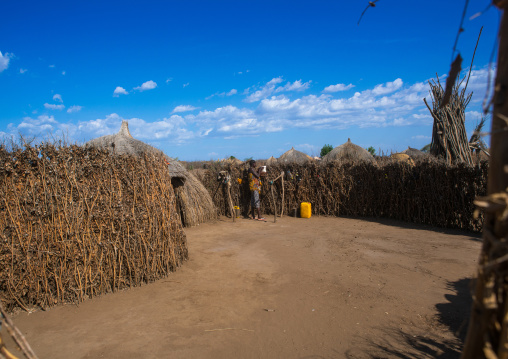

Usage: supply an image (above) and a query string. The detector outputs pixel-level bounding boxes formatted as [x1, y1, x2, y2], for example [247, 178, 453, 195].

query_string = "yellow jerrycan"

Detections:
[300, 202, 311, 218]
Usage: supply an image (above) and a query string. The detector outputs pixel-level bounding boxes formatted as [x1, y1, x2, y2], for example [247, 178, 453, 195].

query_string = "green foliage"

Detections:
[421, 143, 431, 153]
[320, 144, 333, 158]
[229, 155, 236, 160]
[244, 156, 253, 162]
[367, 146, 376, 156]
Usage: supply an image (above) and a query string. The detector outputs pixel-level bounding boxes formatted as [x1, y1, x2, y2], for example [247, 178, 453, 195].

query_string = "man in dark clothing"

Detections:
[248, 159, 264, 220]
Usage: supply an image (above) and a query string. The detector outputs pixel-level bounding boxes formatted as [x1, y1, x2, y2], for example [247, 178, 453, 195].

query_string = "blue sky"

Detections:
[0, 0, 499, 160]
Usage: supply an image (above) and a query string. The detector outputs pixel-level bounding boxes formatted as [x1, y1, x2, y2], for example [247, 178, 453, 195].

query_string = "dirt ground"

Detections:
[6, 216, 481, 359]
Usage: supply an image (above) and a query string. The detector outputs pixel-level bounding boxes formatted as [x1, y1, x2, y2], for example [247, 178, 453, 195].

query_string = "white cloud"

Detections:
[19, 68, 27, 74]
[372, 78, 403, 95]
[182, 76, 433, 136]
[67, 105, 82, 113]
[14, 115, 59, 135]
[172, 105, 199, 113]
[412, 113, 432, 122]
[75, 113, 124, 138]
[183, 83, 190, 88]
[166, 78, 173, 83]
[0, 51, 13, 72]
[77, 113, 195, 144]
[62, 71, 66, 75]
[323, 83, 354, 93]
[6, 69, 491, 148]
[275, 80, 311, 93]
[49, 65, 55, 68]
[392, 118, 410, 126]
[411, 135, 431, 140]
[206, 89, 238, 100]
[113, 86, 128, 97]
[244, 78, 311, 103]
[44, 103, 65, 110]
[244, 77, 284, 103]
[460, 65, 496, 105]
[134, 80, 157, 92]
[53, 94, 63, 102]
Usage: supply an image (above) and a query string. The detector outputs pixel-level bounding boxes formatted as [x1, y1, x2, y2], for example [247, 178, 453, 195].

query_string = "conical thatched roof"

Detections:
[402, 146, 426, 159]
[266, 156, 278, 165]
[85, 121, 216, 227]
[86, 121, 187, 179]
[278, 147, 313, 164]
[321, 138, 375, 163]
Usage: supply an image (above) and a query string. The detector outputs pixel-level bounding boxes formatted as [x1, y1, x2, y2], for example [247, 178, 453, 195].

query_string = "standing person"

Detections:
[248, 159, 265, 221]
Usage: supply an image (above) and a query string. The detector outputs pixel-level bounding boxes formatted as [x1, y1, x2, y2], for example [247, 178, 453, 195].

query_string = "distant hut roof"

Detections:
[85, 121, 216, 227]
[391, 153, 415, 166]
[322, 138, 375, 163]
[86, 121, 187, 179]
[224, 157, 243, 166]
[402, 146, 426, 159]
[266, 156, 278, 165]
[278, 147, 313, 164]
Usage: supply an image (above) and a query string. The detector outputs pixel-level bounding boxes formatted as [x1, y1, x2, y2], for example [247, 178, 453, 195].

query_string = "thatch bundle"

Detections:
[86, 121, 216, 227]
[199, 159, 487, 232]
[321, 139, 375, 163]
[0, 144, 188, 312]
[278, 147, 313, 164]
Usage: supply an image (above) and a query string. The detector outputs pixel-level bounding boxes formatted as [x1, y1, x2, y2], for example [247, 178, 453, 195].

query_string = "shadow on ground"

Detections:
[344, 216, 482, 242]
[344, 278, 473, 359]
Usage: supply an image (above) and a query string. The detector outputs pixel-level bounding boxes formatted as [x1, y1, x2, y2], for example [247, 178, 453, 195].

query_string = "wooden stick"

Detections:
[271, 184, 277, 223]
[226, 182, 235, 222]
[281, 172, 285, 217]
[0, 302, 38, 359]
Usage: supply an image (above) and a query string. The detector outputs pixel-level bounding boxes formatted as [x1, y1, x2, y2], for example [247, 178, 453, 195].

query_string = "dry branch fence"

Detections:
[0, 144, 188, 313]
[196, 159, 488, 232]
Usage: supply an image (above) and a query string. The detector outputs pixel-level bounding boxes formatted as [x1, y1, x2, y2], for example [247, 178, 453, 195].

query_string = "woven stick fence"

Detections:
[195, 159, 487, 232]
[0, 144, 188, 312]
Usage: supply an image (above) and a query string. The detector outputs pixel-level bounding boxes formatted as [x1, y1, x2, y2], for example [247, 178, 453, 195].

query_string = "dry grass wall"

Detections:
[0, 144, 188, 312]
[195, 159, 487, 232]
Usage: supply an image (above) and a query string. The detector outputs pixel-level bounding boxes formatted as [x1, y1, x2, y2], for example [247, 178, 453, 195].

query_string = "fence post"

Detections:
[461, 3, 508, 358]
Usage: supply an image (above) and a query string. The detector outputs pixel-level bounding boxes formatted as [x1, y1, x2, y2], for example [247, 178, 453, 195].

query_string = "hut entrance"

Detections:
[171, 177, 185, 189]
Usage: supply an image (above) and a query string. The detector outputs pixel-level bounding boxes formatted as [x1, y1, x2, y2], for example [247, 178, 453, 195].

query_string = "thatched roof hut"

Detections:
[391, 153, 415, 166]
[222, 157, 243, 166]
[278, 147, 313, 164]
[85, 121, 216, 227]
[321, 138, 375, 163]
[266, 156, 278, 166]
[402, 146, 426, 159]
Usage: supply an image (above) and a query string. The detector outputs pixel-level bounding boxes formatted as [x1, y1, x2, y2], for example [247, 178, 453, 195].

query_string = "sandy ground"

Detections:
[5, 216, 481, 359]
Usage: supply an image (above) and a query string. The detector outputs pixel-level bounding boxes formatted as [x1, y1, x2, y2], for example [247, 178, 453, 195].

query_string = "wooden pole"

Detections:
[461, 3, 508, 358]
[281, 172, 285, 217]
[271, 184, 277, 223]
[226, 181, 235, 223]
